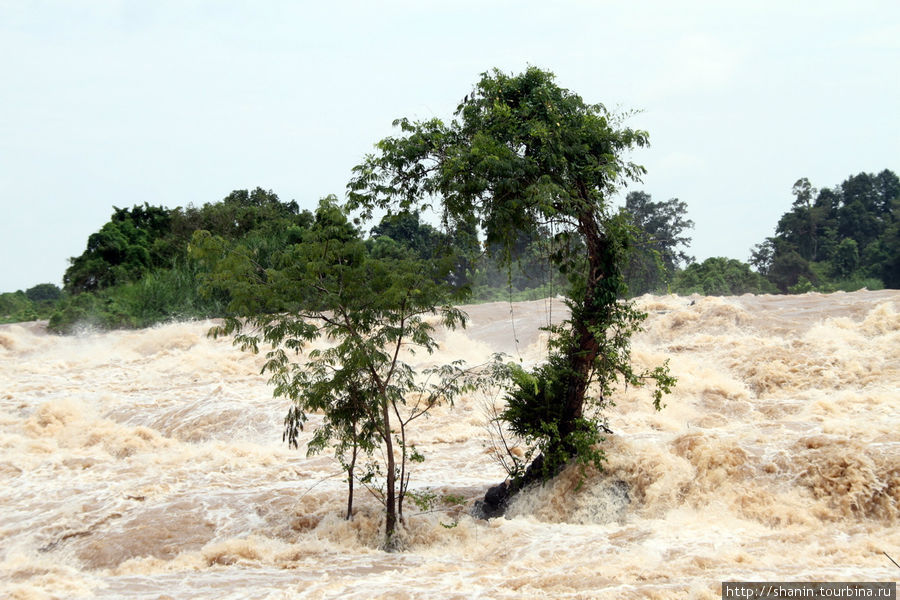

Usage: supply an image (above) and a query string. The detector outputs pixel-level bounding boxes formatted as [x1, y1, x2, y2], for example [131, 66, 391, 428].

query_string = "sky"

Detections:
[1, 1, 898, 292]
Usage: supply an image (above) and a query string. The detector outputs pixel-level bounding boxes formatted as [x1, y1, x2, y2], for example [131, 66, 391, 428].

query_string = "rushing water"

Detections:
[2, 291, 898, 599]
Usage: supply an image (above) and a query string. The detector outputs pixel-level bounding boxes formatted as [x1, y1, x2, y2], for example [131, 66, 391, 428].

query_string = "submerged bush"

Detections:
[48, 262, 227, 333]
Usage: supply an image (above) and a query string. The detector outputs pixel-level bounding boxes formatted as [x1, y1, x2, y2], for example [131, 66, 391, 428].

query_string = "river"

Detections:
[2, 290, 898, 598]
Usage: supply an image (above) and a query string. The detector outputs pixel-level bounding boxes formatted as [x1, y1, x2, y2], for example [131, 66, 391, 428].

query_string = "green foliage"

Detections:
[48, 290, 125, 331]
[788, 276, 815, 294]
[370, 211, 446, 260]
[498, 356, 609, 479]
[25, 283, 62, 303]
[48, 261, 227, 333]
[403, 489, 466, 529]
[41, 173, 694, 334]
[62, 189, 311, 299]
[64, 204, 173, 293]
[770, 249, 817, 292]
[0, 284, 64, 323]
[814, 277, 884, 293]
[831, 238, 859, 279]
[0, 291, 38, 323]
[502, 356, 574, 443]
[173, 188, 308, 245]
[0, 291, 31, 316]
[47, 188, 309, 333]
[671, 257, 776, 296]
[753, 169, 899, 292]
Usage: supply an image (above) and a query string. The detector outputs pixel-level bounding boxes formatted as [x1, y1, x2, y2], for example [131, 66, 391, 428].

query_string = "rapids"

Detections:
[1, 290, 898, 599]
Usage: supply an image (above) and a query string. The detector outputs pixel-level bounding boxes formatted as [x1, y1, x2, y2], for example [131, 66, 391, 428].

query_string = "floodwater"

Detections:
[1, 290, 898, 599]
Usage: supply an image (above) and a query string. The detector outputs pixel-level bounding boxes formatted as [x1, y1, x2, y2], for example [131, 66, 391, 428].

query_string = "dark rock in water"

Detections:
[472, 454, 548, 519]
[473, 473, 633, 522]
[473, 481, 512, 519]
[484, 481, 509, 508]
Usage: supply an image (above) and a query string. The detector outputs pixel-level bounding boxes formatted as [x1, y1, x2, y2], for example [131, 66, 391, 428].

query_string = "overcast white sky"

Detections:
[1, 0, 898, 292]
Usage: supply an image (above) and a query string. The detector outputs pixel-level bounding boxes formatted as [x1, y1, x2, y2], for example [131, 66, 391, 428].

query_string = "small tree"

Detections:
[349, 67, 675, 510]
[191, 197, 476, 548]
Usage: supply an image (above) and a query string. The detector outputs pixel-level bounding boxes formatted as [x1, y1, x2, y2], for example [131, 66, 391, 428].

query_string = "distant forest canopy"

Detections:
[750, 169, 899, 292]
[0, 167, 896, 331]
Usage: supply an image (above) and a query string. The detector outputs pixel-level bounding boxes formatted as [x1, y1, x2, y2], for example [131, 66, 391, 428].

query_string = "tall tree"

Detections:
[791, 178, 820, 260]
[349, 67, 674, 511]
[63, 204, 173, 293]
[622, 191, 694, 295]
[370, 211, 446, 260]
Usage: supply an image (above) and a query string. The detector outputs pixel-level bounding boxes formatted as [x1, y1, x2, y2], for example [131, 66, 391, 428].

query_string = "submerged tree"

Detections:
[349, 67, 675, 513]
[191, 197, 478, 548]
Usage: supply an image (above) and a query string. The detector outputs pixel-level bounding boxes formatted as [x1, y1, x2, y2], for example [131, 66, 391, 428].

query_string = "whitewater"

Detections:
[1, 290, 898, 599]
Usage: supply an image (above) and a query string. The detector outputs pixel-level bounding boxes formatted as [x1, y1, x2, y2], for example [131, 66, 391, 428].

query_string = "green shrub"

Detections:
[48, 261, 227, 333]
[0, 291, 33, 319]
[815, 277, 884, 293]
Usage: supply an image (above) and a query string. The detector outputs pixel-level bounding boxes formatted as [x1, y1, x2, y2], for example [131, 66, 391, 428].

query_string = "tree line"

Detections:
[619, 169, 898, 297]
[751, 171, 898, 292]
[2, 170, 895, 329]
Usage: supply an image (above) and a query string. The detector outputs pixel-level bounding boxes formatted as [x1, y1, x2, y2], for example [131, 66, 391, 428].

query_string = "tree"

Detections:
[788, 178, 820, 260]
[191, 197, 477, 548]
[878, 194, 900, 288]
[172, 188, 306, 244]
[768, 249, 816, 292]
[0, 291, 34, 320]
[621, 191, 694, 295]
[370, 211, 446, 260]
[348, 67, 674, 511]
[64, 204, 173, 293]
[831, 238, 860, 279]
[749, 238, 776, 277]
[25, 283, 62, 303]
[50, 190, 313, 333]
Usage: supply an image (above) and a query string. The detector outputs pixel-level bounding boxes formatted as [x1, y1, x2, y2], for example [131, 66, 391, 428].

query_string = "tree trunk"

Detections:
[558, 209, 607, 442]
[381, 397, 397, 548]
[346, 439, 358, 520]
[397, 414, 407, 525]
[475, 207, 612, 519]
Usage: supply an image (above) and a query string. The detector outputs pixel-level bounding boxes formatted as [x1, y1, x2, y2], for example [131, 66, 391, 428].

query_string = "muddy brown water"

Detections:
[1, 290, 898, 598]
